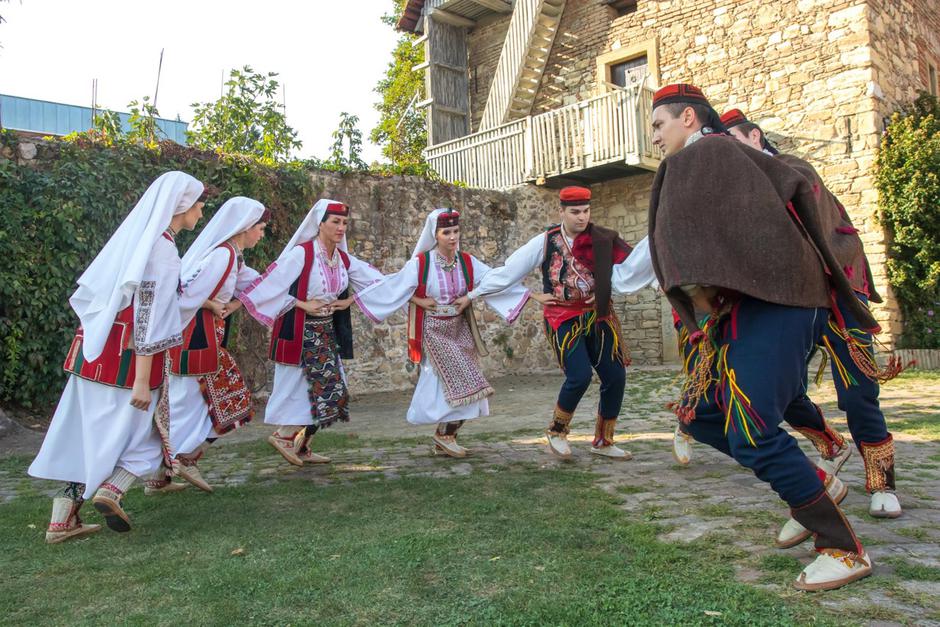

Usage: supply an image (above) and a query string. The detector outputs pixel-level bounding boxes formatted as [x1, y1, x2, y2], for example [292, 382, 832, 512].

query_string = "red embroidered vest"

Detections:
[540, 225, 595, 302]
[168, 244, 237, 377]
[269, 241, 350, 366]
[63, 303, 166, 390]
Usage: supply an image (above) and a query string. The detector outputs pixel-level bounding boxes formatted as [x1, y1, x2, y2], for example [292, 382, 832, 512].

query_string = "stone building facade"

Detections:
[404, 0, 940, 355]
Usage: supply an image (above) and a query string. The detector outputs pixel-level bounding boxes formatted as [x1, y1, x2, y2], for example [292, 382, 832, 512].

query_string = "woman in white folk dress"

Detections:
[28, 171, 206, 541]
[238, 199, 383, 465]
[354, 208, 530, 457]
[149, 196, 269, 494]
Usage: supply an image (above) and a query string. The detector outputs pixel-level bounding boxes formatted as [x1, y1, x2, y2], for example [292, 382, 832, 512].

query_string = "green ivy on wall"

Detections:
[875, 93, 940, 349]
[0, 131, 319, 407]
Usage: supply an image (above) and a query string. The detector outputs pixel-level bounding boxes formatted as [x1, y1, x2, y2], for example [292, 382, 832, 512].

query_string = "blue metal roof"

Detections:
[0, 94, 189, 144]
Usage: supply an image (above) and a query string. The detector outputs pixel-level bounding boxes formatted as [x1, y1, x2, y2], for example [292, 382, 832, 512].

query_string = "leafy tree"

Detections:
[324, 112, 367, 171]
[876, 92, 940, 348]
[187, 66, 301, 164]
[371, 0, 429, 174]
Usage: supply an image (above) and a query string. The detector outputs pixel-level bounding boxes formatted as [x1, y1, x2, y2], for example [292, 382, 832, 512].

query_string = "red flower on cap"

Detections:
[720, 108, 748, 129]
[560, 186, 591, 206]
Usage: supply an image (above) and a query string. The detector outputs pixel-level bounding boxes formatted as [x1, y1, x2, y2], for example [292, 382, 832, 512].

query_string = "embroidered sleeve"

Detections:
[353, 258, 419, 324]
[239, 247, 305, 328]
[471, 255, 530, 323]
[134, 241, 184, 355]
[235, 264, 261, 295]
[134, 280, 158, 351]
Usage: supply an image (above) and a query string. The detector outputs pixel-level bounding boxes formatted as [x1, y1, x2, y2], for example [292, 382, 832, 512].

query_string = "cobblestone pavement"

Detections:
[2, 367, 939, 624]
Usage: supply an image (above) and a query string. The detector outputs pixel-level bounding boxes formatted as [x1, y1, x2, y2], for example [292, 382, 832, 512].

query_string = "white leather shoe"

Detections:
[545, 431, 572, 459]
[794, 550, 872, 591]
[591, 444, 632, 460]
[817, 444, 852, 476]
[869, 491, 902, 519]
[776, 476, 847, 548]
[672, 425, 692, 465]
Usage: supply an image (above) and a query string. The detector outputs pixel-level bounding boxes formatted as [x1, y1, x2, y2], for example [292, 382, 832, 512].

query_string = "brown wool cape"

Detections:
[775, 153, 881, 303]
[648, 135, 879, 335]
[588, 223, 632, 319]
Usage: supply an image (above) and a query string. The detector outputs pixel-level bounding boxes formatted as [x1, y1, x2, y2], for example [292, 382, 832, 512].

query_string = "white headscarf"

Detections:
[69, 171, 204, 361]
[180, 196, 265, 283]
[277, 198, 348, 262]
[412, 208, 459, 258]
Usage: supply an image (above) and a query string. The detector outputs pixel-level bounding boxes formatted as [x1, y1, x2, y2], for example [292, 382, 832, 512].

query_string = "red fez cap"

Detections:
[436, 209, 460, 228]
[652, 83, 712, 109]
[720, 108, 749, 129]
[559, 186, 591, 206]
[323, 202, 349, 218]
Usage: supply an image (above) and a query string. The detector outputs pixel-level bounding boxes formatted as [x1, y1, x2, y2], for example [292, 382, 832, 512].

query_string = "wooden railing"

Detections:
[424, 118, 528, 190]
[426, 85, 660, 189]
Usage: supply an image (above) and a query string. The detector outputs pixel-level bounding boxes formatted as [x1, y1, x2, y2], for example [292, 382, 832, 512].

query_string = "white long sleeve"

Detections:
[467, 232, 544, 300]
[470, 256, 530, 323]
[354, 258, 421, 323]
[346, 254, 385, 292]
[239, 245, 306, 328]
[611, 236, 658, 295]
[178, 247, 234, 328]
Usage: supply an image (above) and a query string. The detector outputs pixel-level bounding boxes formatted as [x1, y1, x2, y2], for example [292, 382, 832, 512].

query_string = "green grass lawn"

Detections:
[0, 448, 829, 626]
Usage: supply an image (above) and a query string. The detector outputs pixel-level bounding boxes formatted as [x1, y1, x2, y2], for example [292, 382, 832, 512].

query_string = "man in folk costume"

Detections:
[649, 83, 877, 590]
[454, 188, 657, 460]
[353, 208, 530, 457]
[28, 171, 206, 541]
[239, 199, 383, 465]
[147, 197, 269, 494]
[719, 108, 903, 531]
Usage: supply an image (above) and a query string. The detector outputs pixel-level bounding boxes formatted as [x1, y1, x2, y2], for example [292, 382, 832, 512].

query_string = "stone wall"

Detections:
[868, 0, 940, 114]
[461, 0, 940, 348]
[288, 170, 670, 395]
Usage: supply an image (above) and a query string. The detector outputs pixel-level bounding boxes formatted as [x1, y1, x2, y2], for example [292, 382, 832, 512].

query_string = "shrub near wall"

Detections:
[876, 94, 940, 349]
[0, 132, 318, 407]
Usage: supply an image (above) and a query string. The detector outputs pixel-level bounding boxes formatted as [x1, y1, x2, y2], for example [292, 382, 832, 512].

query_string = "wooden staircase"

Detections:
[479, 0, 565, 130]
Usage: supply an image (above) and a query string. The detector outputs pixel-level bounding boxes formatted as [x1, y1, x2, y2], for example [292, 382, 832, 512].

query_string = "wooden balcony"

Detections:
[425, 85, 661, 189]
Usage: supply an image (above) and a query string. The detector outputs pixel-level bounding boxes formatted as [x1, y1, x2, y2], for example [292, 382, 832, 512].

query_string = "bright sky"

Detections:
[0, 0, 402, 163]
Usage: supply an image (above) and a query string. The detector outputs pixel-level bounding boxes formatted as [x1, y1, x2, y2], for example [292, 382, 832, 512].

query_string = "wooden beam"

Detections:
[418, 97, 468, 117]
[412, 61, 431, 72]
[428, 8, 475, 28]
[432, 102, 469, 116]
[432, 60, 467, 73]
[467, 0, 512, 12]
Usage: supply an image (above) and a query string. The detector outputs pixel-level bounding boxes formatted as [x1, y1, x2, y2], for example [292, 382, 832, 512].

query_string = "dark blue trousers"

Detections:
[682, 298, 828, 507]
[784, 293, 889, 448]
[553, 316, 626, 419]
